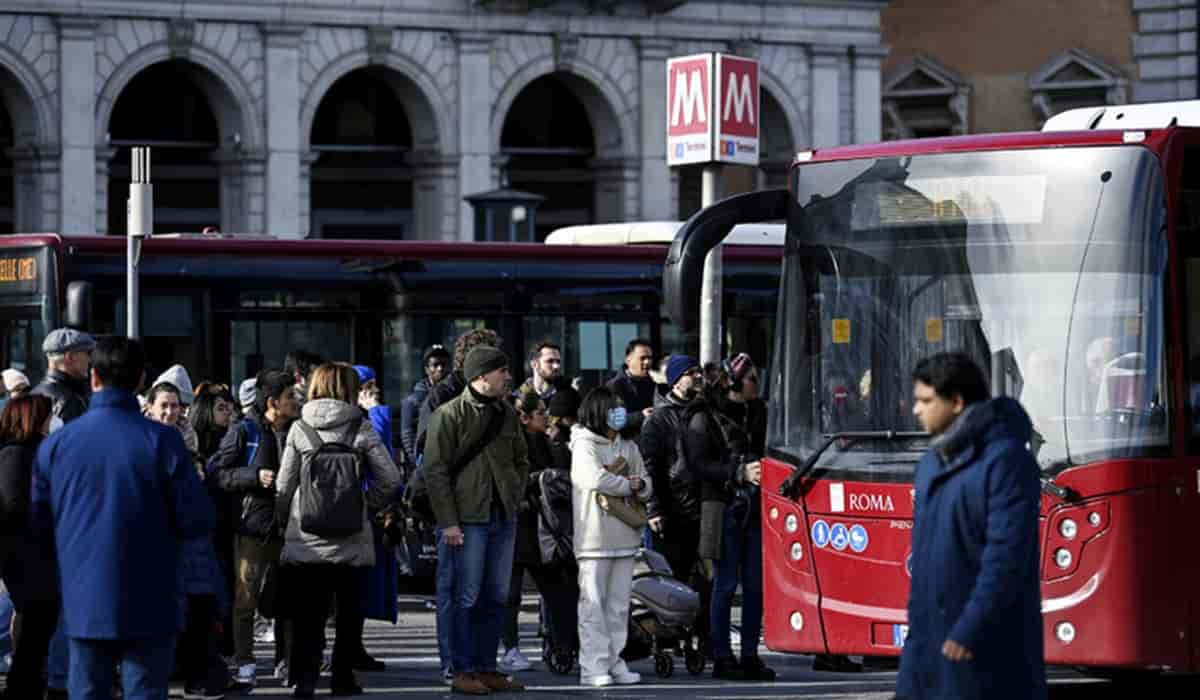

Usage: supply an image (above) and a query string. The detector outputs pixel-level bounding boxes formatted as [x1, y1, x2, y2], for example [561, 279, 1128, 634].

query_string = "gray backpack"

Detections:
[295, 418, 365, 538]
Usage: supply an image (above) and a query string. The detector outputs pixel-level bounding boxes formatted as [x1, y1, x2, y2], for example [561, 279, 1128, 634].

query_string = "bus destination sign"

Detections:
[0, 246, 50, 298]
[0, 256, 37, 284]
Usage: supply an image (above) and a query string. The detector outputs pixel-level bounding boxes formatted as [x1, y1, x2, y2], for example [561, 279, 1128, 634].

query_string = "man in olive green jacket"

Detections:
[425, 345, 529, 696]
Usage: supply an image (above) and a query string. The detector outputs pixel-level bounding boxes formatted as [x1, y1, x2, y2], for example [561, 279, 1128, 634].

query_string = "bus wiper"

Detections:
[779, 430, 928, 501]
[1040, 478, 1078, 502]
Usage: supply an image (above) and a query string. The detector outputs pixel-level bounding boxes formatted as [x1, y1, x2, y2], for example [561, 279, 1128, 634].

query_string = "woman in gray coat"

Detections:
[275, 363, 402, 698]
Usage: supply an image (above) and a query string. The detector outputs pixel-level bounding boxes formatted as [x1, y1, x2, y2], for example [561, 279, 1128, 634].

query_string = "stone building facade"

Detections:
[881, 0, 1198, 137]
[0, 0, 891, 239]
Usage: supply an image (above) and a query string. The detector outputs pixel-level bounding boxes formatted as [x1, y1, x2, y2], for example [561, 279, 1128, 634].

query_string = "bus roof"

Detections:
[545, 222, 783, 246]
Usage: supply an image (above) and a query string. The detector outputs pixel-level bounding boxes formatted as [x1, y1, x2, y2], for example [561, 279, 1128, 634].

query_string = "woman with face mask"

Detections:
[568, 387, 653, 687]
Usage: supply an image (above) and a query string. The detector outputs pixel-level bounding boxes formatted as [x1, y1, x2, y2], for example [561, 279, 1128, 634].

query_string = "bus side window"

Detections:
[1179, 146, 1200, 438]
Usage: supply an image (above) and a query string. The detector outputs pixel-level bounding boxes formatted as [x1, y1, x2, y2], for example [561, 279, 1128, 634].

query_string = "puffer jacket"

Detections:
[275, 398, 402, 567]
[31, 369, 89, 423]
[569, 425, 652, 558]
[211, 407, 288, 538]
[424, 388, 529, 529]
[639, 390, 700, 522]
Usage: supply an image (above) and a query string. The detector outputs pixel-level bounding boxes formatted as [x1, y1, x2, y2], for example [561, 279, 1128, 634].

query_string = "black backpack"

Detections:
[294, 418, 365, 538]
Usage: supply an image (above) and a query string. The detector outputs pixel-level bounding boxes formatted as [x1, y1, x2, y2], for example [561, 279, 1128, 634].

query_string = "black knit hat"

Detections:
[464, 345, 508, 382]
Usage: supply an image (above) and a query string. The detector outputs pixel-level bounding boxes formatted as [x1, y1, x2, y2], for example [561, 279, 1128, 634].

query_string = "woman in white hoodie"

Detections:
[569, 386, 653, 687]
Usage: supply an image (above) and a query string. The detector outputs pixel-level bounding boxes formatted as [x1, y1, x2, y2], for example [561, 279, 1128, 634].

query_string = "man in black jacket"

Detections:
[31, 328, 95, 424]
[606, 338, 657, 440]
[415, 328, 502, 459]
[211, 369, 299, 688]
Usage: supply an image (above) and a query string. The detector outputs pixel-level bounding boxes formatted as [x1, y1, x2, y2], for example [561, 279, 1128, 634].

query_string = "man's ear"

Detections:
[952, 394, 967, 416]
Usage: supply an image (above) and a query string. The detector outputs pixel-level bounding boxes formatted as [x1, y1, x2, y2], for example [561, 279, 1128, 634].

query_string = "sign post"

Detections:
[127, 147, 152, 339]
[667, 53, 759, 364]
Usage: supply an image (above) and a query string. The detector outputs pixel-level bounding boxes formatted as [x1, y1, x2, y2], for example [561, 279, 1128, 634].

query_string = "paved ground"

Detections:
[178, 595, 1199, 699]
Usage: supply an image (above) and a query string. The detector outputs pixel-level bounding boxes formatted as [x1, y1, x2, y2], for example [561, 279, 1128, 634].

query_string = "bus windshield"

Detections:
[770, 145, 1168, 480]
[0, 244, 55, 384]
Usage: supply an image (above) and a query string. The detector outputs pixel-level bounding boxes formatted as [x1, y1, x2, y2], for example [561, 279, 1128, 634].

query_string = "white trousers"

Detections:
[576, 556, 635, 680]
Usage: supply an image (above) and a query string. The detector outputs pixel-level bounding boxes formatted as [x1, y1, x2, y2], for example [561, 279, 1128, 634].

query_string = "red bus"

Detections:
[665, 101, 1200, 672]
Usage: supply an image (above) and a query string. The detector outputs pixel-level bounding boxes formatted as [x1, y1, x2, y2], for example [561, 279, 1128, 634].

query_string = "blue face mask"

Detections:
[606, 406, 628, 432]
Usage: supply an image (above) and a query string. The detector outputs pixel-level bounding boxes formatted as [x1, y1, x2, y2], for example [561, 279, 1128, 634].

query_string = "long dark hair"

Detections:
[578, 386, 622, 438]
[0, 395, 53, 444]
[190, 391, 230, 459]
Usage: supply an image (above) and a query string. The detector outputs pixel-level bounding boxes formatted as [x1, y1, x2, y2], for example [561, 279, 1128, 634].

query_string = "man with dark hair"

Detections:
[516, 342, 563, 402]
[211, 369, 300, 688]
[31, 335, 215, 700]
[896, 352, 1045, 700]
[401, 344, 450, 466]
[425, 346, 528, 696]
[605, 338, 656, 439]
[284, 350, 323, 399]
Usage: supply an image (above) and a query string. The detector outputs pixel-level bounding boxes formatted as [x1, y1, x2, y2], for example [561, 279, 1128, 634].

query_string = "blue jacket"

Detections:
[362, 404, 399, 623]
[400, 378, 431, 464]
[897, 398, 1046, 700]
[31, 388, 216, 640]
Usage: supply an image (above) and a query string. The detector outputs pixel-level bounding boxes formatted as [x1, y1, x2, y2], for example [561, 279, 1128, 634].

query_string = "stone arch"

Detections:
[491, 56, 636, 160]
[96, 43, 262, 152]
[758, 68, 807, 153]
[300, 50, 450, 155]
[0, 45, 53, 232]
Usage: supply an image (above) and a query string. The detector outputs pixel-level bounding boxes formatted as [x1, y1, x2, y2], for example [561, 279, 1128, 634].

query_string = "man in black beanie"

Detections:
[424, 346, 530, 695]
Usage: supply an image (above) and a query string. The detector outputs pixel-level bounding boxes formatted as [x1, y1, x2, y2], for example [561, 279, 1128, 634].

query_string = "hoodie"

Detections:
[155, 364, 195, 406]
[275, 398, 403, 567]
[569, 424, 653, 558]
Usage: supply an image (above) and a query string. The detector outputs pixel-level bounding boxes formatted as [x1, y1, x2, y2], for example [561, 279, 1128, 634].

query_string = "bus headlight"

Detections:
[769, 507, 779, 521]
[789, 612, 804, 631]
[1054, 548, 1072, 569]
[790, 542, 803, 561]
[784, 514, 799, 533]
[1059, 518, 1078, 540]
[1088, 512, 1101, 527]
[1055, 621, 1076, 644]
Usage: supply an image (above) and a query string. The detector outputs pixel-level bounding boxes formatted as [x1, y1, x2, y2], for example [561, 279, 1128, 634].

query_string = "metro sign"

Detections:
[667, 52, 759, 166]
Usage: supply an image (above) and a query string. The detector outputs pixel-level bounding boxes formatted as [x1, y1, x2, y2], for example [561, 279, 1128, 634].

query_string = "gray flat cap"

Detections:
[43, 328, 96, 355]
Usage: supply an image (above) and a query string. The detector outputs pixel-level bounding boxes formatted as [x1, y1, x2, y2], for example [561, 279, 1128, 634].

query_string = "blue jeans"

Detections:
[47, 614, 68, 690]
[68, 635, 176, 700]
[435, 527, 456, 675]
[0, 591, 12, 659]
[710, 504, 764, 660]
[448, 508, 516, 674]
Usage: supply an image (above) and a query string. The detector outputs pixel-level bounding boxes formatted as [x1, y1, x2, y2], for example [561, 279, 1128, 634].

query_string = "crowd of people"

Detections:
[0, 325, 777, 698]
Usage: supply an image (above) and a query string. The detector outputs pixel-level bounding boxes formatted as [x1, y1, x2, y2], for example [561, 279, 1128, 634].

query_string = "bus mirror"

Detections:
[663, 188, 789, 333]
[65, 281, 94, 331]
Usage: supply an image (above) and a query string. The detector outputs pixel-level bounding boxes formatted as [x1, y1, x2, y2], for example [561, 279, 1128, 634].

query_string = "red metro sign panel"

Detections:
[667, 53, 759, 167]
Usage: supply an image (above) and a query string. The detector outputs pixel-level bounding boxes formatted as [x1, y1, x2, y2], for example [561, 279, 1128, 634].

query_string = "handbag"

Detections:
[595, 492, 648, 529]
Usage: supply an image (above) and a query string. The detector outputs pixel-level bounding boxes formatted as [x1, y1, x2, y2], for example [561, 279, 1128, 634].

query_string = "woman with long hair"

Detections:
[275, 363, 401, 698]
[0, 394, 60, 699]
[191, 388, 236, 463]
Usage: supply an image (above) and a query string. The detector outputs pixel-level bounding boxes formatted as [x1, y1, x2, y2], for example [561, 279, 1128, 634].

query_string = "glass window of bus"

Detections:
[380, 315, 491, 413]
[524, 316, 651, 391]
[773, 146, 1168, 480]
[1, 312, 47, 383]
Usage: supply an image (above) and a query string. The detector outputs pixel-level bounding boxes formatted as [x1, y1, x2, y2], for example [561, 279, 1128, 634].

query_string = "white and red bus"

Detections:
[665, 100, 1200, 672]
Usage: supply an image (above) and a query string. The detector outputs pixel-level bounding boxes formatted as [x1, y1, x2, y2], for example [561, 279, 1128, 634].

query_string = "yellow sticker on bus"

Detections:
[926, 318, 943, 343]
[832, 318, 851, 344]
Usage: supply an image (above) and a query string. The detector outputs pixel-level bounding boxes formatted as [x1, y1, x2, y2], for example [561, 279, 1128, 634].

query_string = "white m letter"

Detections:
[723, 73, 755, 125]
[671, 69, 707, 128]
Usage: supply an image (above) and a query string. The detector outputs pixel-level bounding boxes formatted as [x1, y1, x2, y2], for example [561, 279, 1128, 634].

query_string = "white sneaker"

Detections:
[254, 618, 275, 644]
[611, 660, 641, 685]
[274, 660, 290, 685]
[498, 646, 532, 673]
[235, 663, 257, 687]
[441, 669, 455, 686]
[581, 673, 613, 687]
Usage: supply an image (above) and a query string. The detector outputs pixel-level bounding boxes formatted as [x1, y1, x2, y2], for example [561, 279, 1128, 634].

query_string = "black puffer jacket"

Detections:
[0, 439, 59, 606]
[211, 407, 289, 538]
[639, 391, 701, 523]
[606, 370, 659, 439]
[682, 402, 741, 506]
[31, 369, 89, 423]
[515, 430, 555, 566]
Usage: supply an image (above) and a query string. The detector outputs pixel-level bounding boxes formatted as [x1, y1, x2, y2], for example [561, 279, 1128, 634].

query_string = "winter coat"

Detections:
[569, 425, 652, 558]
[31, 369, 89, 423]
[713, 396, 768, 530]
[896, 398, 1046, 700]
[361, 404, 400, 623]
[416, 371, 467, 458]
[424, 388, 529, 529]
[30, 388, 215, 640]
[0, 438, 59, 608]
[400, 377, 433, 465]
[211, 407, 289, 538]
[639, 391, 700, 523]
[275, 398, 402, 567]
[515, 429, 556, 566]
[606, 370, 658, 439]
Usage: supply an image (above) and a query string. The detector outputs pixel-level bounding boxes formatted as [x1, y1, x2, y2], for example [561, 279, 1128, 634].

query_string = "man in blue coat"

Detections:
[896, 352, 1046, 700]
[30, 336, 216, 700]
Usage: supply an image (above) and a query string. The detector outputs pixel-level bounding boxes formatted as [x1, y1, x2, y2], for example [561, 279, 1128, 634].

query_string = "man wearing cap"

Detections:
[401, 345, 449, 466]
[32, 328, 95, 424]
[424, 346, 529, 696]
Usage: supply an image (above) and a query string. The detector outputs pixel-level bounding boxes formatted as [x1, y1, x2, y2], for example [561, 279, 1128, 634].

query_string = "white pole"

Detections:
[127, 147, 152, 339]
[699, 164, 722, 365]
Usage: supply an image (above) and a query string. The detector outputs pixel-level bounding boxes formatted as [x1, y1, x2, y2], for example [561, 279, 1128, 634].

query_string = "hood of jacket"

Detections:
[934, 397, 1033, 466]
[569, 423, 615, 453]
[155, 364, 194, 405]
[300, 398, 361, 431]
[411, 377, 434, 395]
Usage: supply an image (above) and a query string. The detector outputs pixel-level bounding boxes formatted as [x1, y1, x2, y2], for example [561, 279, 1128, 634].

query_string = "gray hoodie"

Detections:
[276, 398, 402, 566]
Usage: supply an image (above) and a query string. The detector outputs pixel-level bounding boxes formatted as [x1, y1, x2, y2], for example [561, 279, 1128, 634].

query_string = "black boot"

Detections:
[711, 656, 745, 680]
[740, 655, 776, 681]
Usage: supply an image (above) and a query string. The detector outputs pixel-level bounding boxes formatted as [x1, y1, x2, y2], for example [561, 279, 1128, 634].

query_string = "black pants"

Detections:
[285, 564, 364, 688]
[502, 561, 579, 652]
[180, 594, 223, 692]
[653, 524, 712, 651]
[2, 599, 58, 699]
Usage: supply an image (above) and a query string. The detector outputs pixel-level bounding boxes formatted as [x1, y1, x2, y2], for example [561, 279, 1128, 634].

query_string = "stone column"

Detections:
[457, 32, 493, 241]
[8, 145, 55, 232]
[853, 46, 887, 144]
[638, 37, 673, 221]
[58, 17, 99, 234]
[261, 25, 304, 239]
[93, 147, 115, 234]
[591, 157, 638, 224]
[810, 44, 843, 148]
[409, 151, 457, 240]
[212, 147, 248, 233]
